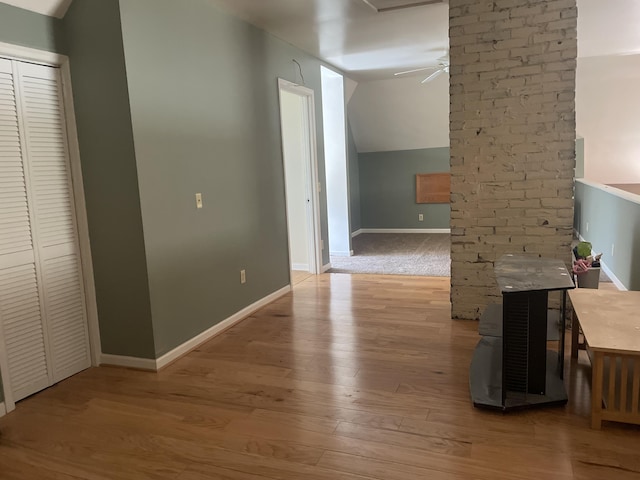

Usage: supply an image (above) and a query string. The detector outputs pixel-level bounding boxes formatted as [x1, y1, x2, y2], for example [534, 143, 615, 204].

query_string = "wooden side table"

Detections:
[569, 289, 640, 429]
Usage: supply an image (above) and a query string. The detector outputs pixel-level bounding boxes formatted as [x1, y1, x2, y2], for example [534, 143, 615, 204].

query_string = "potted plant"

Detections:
[572, 241, 602, 289]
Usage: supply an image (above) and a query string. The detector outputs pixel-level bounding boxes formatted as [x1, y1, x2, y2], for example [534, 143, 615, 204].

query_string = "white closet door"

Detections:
[15, 62, 91, 384]
[0, 58, 51, 402]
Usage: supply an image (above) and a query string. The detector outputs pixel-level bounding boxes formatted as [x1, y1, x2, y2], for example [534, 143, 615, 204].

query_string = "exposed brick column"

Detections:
[449, 0, 577, 319]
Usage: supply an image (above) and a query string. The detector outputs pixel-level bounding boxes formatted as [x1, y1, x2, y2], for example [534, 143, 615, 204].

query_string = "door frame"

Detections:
[277, 78, 323, 275]
[0, 42, 101, 414]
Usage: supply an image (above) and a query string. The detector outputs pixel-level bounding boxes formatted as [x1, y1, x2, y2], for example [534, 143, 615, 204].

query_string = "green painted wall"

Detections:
[575, 181, 640, 290]
[118, 0, 331, 356]
[63, 0, 156, 358]
[348, 121, 361, 233]
[0, 3, 65, 53]
[359, 147, 451, 229]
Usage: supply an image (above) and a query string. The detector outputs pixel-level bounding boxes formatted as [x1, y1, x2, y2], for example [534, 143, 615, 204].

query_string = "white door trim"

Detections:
[277, 78, 323, 275]
[0, 41, 101, 414]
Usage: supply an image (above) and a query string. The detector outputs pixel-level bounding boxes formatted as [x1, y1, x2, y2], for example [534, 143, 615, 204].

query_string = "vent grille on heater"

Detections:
[361, 0, 446, 12]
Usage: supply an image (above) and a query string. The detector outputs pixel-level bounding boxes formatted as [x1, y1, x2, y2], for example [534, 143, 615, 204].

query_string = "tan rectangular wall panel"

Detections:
[416, 173, 450, 204]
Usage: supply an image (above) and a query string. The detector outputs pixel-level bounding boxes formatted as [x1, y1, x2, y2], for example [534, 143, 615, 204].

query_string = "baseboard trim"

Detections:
[291, 263, 309, 271]
[322, 262, 332, 273]
[0, 402, 6, 417]
[330, 250, 352, 257]
[100, 285, 292, 372]
[155, 285, 292, 370]
[359, 228, 451, 234]
[100, 354, 157, 371]
[600, 261, 627, 291]
[351, 229, 363, 238]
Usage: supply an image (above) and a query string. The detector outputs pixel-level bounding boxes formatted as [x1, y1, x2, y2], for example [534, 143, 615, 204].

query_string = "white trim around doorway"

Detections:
[277, 78, 323, 275]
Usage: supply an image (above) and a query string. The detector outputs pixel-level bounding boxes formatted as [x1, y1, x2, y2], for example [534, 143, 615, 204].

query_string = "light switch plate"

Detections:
[195, 193, 203, 209]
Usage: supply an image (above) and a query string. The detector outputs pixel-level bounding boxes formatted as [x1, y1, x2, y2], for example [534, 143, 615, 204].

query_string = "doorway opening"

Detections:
[277, 79, 322, 280]
[320, 66, 352, 259]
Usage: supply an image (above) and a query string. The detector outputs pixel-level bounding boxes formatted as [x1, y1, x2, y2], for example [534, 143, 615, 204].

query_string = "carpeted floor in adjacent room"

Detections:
[328, 233, 450, 277]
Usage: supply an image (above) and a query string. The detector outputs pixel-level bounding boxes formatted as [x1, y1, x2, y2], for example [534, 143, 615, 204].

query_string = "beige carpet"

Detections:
[328, 233, 450, 277]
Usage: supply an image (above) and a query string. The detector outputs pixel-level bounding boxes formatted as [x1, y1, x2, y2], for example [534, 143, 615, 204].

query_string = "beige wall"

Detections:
[576, 54, 640, 184]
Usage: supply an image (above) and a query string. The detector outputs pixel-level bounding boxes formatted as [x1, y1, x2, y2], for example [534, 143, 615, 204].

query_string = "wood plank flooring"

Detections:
[1, 273, 639, 479]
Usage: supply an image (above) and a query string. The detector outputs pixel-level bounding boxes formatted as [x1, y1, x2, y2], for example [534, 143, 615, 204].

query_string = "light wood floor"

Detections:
[1, 274, 638, 479]
[290, 270, 313, 286]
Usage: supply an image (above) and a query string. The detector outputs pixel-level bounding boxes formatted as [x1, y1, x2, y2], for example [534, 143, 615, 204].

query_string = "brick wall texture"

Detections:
[449, 0, 577, 320]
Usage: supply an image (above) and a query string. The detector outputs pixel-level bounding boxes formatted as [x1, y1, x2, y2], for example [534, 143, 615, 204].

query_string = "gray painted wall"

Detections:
[118, 0, 331, 356]
[359, 147, 450, 229]
[63, 0, 156, 358]
[574, 181, 640, 291]
[348, 121, 361, 233]
[0, 3, 65, 53]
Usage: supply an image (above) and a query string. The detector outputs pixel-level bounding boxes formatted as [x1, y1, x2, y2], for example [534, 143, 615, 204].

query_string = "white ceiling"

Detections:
[207, 0, 640, 82]
[4, 0, 640, 81]
[208, 0, 449, 81]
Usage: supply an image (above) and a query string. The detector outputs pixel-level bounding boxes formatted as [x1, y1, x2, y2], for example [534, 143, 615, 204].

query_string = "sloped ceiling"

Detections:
[1, 0, 71, 18]
[349, 73, 449, 152]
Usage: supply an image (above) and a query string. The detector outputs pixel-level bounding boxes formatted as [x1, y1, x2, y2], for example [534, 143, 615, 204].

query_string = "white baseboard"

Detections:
[291, 263, 309, 271]
[100, 285, 292, 372]
[155, 284, 291, 370]
[600, 261, 628, 291]
[330, 250, 353, 257]
[351, 229, 363, 238]
[100, 354, 157, 371]
[359, 228, 451, 234]
[322, 263, 332, 273]
[0, 401, 6, 417]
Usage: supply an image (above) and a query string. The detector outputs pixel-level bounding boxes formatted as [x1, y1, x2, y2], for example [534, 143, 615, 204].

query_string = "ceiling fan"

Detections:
[394, 57, 450, 84]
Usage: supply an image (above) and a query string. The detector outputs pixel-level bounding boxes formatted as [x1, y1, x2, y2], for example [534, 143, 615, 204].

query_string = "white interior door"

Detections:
[0, 58, 90, 407]
[0, 58, 51, 403]
[278, 78, 323, 275]
[16, 62, 91, 384]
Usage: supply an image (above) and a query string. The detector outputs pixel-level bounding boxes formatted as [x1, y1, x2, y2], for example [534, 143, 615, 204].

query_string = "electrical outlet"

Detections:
[611, 244, 615, 257]
[195, 193, 203, 209]
[586, 221, 589, 232]
[240, 269, 246, 284]
[418, 214, 424, 222]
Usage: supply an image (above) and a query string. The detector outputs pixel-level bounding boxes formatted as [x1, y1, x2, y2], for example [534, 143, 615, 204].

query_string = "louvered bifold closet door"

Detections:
[0, 58, 51, 402]
[15, 61, 90, 385]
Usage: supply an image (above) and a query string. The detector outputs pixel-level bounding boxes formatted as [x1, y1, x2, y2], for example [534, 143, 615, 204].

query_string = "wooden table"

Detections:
[569, 289, 640, 429]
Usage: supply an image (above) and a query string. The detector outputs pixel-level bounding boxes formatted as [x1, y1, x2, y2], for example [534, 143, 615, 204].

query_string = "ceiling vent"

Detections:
[361, 0, 446, 13]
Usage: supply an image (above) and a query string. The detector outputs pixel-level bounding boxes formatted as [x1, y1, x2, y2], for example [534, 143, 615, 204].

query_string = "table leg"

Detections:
[571, 311, 579, 359]
[560, 291, 566, 378]
[591, 351, 604, 429]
